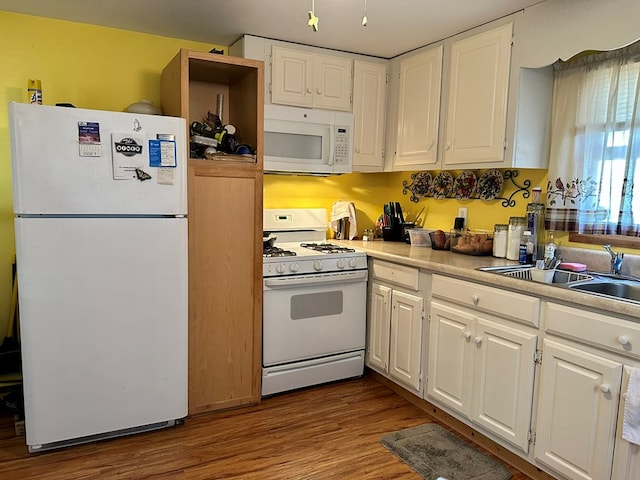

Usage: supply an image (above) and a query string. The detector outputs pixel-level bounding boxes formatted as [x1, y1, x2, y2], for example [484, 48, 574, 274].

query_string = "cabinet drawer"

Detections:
[544, 302, 640, 360]
[432, 275, 539, 327]
[371, 260, 419, 291]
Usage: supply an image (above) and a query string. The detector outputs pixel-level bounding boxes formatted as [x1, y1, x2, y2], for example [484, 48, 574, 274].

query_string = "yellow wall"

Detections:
[265, 169, 548, 236]
[0, 11, 218, 334]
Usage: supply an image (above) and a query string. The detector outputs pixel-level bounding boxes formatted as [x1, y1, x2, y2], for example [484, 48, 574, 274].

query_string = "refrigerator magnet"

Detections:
[148, 139, 177, 168]
[78, 121, 102, 157]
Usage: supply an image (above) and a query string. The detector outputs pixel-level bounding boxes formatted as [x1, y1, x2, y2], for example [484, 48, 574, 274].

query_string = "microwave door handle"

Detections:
[327, 125, 334, 166]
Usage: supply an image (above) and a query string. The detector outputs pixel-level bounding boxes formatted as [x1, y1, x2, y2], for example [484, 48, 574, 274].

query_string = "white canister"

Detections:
[492, 224, 508, 258]
[506, 217, 525, 261]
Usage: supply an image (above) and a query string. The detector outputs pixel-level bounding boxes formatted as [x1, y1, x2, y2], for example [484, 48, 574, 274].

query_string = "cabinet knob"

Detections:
[446, 142, 452, 151]
[471, 294, 480, 305]
[617, 335, 630, 346]
[474, 336, 482, 346]
[463, 331, 472, 341]
[427, 142, 434, 152]
[355, 147, 360, 154]
[317, 88, 322, 95]
[306, 87, 313, 93]
[600, 384, 610, 394]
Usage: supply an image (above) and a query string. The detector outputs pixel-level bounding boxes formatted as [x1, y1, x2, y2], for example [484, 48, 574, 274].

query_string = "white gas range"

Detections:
[262, 208, 368, 396]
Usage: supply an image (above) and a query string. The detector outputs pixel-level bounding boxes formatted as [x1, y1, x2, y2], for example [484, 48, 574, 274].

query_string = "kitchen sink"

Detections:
[569, 279, 640, 303]
[478, 265, 640, 304]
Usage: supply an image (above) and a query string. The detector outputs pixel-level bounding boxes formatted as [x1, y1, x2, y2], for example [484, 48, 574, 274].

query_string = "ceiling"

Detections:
[0, 0, 546, 58]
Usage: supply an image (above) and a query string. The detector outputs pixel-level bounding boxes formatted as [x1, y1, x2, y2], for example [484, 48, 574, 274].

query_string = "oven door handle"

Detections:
[264, 270, 367, 288]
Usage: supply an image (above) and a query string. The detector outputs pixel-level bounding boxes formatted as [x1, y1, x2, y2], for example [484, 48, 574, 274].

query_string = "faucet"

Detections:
[604, 244, 624, 275]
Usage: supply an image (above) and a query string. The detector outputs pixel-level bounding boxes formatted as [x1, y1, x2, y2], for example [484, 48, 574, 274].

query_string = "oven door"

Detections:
[263, 270, 367, 366]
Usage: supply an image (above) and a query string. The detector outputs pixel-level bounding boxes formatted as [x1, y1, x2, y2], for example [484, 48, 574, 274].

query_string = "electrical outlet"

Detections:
[457, 207, 468, 222]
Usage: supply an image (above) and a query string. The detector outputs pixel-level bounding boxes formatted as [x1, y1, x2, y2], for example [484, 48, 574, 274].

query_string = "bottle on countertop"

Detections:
[526, 187, 545, 261]
[519, 230, 535, 264]
[544, 231, 557, 261]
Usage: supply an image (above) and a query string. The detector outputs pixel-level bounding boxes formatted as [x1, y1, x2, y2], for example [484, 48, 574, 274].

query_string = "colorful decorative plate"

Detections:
[476, 169, 504, 200]
[410, 172, 432, 198]
[431, 172, 454, 199]
[453, 170, 477, 200]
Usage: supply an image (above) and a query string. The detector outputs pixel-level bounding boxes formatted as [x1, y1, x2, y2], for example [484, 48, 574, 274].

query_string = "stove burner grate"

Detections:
[299, 242, 356, 254]
[263, 246, 297, 258]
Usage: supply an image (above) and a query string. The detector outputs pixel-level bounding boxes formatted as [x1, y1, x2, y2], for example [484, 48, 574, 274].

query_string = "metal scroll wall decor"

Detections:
[402, 169, 531, 207]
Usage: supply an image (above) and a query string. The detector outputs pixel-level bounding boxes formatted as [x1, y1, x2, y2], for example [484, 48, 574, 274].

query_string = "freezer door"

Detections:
[15, 217, 188, 448]
[10, 102, 187, 215]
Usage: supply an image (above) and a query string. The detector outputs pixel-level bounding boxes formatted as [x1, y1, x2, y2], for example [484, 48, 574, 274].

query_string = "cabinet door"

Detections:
[427, 301, 474, 417]
[314, 54, 353, 111]
[188, 168, 262, 414]
[366, 282, 392, 374]
[389, 290, 424, 392]
[535, 339, 622, 480]
[393, 46, 443, 170]
[472, 317, 537, 453]
[352, 60, 387, 172]
[612, 366, 640, 480]
[271, 46, 313, 108]
[443, 23, 512, 167]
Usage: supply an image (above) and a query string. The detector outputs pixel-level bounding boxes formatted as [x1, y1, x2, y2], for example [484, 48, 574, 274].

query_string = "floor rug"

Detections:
[380, 423, 512, 480]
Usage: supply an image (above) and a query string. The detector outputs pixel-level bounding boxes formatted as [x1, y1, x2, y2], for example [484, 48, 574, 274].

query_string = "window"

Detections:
[546, 41, 640, 247]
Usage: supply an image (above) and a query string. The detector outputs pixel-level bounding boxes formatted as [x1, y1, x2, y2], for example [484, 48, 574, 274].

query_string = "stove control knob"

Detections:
[276, 263, 286, 274]
[349, 258, 358, 268]
[313, 260, 323, 271]
[290, 262, 300, 273]
[337, 259, 345, 269]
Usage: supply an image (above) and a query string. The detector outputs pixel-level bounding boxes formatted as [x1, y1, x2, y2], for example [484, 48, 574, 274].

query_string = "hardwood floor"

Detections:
[0, 375, 537, 479]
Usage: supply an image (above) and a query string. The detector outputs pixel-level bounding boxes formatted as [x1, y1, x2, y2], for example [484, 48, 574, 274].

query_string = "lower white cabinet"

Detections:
[538, 301, 640, 480]
[534, 338, 622, 480]
[366, 260, 425, 393]
[612, 367, 640, 480]
[428, 300, 537, 452]
[427, 275, 538, 453]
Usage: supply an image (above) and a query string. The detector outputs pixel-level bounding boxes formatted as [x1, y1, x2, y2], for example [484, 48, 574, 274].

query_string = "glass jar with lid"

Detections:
[506, 217, 526, 260]
[492, 224, 508, 258]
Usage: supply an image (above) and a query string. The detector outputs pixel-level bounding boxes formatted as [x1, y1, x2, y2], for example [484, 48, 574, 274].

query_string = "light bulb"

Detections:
[362, 15, 367, 26]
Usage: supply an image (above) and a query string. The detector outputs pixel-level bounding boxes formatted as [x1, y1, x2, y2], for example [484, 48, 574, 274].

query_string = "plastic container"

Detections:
[450, 230, 494, 256]
[408, 228, 433, 247]
[530, 268, 555, 283]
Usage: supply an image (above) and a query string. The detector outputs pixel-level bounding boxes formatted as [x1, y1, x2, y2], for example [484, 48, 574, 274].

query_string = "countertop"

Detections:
[336, 239, 640, 321]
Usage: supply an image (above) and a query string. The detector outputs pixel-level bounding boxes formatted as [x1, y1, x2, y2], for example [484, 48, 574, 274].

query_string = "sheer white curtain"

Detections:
[546, 41, 640, 236]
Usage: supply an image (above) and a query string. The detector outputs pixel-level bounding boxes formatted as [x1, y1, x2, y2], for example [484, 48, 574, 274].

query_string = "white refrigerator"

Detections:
[9, 102, 188, 452]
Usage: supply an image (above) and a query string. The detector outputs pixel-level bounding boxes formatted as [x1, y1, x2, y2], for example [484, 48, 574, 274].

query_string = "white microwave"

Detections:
[263, 104, 353, 175]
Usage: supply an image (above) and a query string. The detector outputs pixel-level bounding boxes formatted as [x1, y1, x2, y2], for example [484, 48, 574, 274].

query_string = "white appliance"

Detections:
[9, 102, 188, 452]
[262, 209, 367, 396]
[263, 104, 353, 175]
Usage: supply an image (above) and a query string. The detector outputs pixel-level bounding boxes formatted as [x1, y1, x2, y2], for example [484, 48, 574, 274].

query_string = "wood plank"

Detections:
[0, 374, 536, 479]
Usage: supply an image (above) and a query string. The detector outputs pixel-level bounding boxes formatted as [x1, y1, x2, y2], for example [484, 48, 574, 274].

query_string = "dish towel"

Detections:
[623, 367, 640, 445]
[330, 201, 358, 240]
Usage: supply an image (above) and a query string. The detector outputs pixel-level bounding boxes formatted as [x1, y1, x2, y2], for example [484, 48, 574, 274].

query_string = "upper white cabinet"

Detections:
[271, 46, 352, 112]
[352, 60, 387, 172]
[442, 23, 513, 168]
[392, 46, 443, 171]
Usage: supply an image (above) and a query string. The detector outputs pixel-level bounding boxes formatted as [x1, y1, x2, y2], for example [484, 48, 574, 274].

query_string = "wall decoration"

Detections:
[402, 169, 531, 207]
